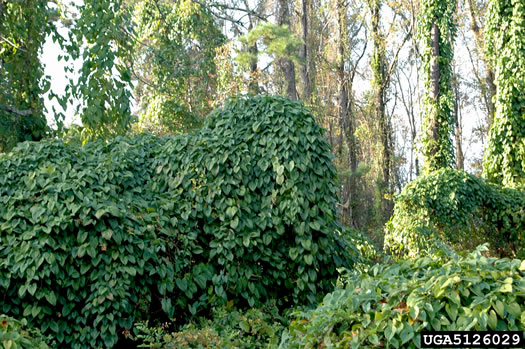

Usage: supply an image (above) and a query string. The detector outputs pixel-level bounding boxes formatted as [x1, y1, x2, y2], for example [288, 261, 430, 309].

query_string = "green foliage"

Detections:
[418, 0, 456, 171]
[237, 23, 303, 68]
[483, 0, 525, 186]
[384, 168, 525, 259]
[0, 315, 50, 349]
[151, 95, 353, 311]
[0, 95, 352, 346]
[339, 227, 382, 266]
[0, 136, 175, 348]
[280, 245, 525, 348]
[132, 302, 287, 348]
[132, 0, 225, 134]
[66, 0, 134, 139]
[0, 0, 52, 152]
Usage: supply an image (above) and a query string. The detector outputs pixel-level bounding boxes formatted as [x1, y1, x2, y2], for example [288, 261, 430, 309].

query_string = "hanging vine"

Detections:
[418, 0, 457, 172]
[483, 0, 525, 186]
[0, 0, 53, 152]
[67, 0, 134, 140]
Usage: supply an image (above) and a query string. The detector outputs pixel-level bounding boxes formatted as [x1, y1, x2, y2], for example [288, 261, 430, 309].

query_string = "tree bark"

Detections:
[337, 0, 357, 226]
[370, 0, 392, 218]
[429, 22, 441, 154]
[276, 0, 298, 100]
[453, 69, 464, 170]
[467, 0, 496, 127]
[299, 0, 312, 101]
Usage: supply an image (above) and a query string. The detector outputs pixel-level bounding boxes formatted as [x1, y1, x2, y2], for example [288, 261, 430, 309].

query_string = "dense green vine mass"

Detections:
[483, 0, 525, 186]
[281, 246, 525, 348]
[418, 0, 457, 171]
[384, 168, 525, 259]
[0, 95, 355, 347]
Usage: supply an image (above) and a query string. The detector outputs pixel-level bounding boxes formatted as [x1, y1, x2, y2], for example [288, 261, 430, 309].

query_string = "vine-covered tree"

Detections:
[419, 0, 457, 171]
[483, 0, 525, 186]
[66, 0, 135, 139]
[0, 0, 52, 152]
[131, 0, 225, 134]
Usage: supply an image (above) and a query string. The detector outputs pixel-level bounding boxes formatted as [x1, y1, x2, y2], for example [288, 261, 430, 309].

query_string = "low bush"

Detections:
[0, 95, 354, 347]
[280, 245, 525, 348]
[0, 315, 50, 348]
[384, 168, 525, 259]
[131, 302, 287, 348]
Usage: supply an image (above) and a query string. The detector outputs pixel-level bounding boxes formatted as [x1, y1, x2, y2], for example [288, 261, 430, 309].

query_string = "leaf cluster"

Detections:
[0, 315, 50, 349]
[131, 302, 287, 348]
[384, 168, 525, 259]
[280, 245, 525, 348]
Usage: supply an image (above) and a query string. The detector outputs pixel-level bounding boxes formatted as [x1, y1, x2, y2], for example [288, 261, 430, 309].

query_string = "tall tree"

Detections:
[130, 0, 225, 134]
[0, 0, 52, 152]
[419, 0, 457, 171]
[368, 0, 393, 216]
[299, 0, 312, 102]
[466, 0, 495, 125]
[336, 0, 358, 225]
[483, 0, 525, 186]
[276, 0, 298, 100]
[67, 0, 135, 139]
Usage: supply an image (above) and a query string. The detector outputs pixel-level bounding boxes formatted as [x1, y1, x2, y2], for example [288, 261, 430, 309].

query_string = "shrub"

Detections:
[280, 245, 525, 348]
[0, 315, 50, 348]
[131, 302, 287, 348]
[0, 95, 353, 347]
[384, 168, 525, 259]
[339, 227, 382, 266]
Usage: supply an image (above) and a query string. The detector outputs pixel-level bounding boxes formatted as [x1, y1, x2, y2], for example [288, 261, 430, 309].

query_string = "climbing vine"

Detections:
[418, 0, 457, 171]
[483, 0, 525, 186]
[66, 0, 134, 140]
[0, 0, 53, 152]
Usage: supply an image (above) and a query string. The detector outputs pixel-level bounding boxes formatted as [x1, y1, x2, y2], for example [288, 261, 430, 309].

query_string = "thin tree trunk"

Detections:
[248, 41, 259, 94]
[299, 0, 312, 101]
[453, 70, 464, 170]
[467, 0, 495, 126]
[276, 0, 298, 100]
[370, 0, 392, 218]
[337, 0, 357, 226]
[429, 22, 441, 152]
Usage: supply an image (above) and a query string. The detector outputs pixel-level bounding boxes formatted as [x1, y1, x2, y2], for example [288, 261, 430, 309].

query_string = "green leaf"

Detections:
[494, 300, 505, 317]
[95, 209, 106, 219]
[46, 291, 57, 306]
[239, 320, 250, 332]
[304, 254, 313, 265]
[488, 309, 497, 330]
[230, 216, 239, 229]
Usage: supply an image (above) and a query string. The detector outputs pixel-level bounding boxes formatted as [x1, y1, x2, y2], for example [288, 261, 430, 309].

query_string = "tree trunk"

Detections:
[370, 0, 392, 218]
[248, 41, 259, 94]
[428, 22, 441, 155]
[299, 0, 312, 102]
[467, 0, 496, 127]
[337, 0, 357, 226]
[453, 72, 464, 170]
[276, 0, 298, 100]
